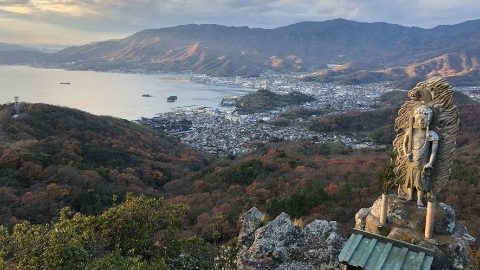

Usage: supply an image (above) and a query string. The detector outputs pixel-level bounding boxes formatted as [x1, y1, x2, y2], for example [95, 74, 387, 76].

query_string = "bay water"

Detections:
[0, 65, 251, 120]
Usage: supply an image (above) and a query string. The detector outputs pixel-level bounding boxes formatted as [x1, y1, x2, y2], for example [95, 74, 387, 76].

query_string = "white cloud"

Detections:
[0, 0, 478, 44]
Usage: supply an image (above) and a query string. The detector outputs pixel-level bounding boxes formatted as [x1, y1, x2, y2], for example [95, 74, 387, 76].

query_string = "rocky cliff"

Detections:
[236, 207, 344, 270]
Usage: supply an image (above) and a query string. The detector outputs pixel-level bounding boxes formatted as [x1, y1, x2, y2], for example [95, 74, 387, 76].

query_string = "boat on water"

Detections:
[142, 94, 152, 98]
[167, 96, 178, 102]
[60, 82, 71, 85]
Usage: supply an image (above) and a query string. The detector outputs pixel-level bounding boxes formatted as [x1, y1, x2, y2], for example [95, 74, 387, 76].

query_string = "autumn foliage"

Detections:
[0, 103, 211, 227]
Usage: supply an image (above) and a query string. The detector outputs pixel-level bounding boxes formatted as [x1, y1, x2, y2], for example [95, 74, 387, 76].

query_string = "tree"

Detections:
[0, 226, 7, 269]
[1, 195, 215, 269]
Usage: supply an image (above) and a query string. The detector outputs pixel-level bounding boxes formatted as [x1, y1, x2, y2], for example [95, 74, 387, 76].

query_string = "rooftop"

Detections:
[339, 229, 434, 270]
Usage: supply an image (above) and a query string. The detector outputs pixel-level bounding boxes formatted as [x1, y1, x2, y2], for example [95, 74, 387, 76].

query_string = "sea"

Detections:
[0, 65, 252, 120]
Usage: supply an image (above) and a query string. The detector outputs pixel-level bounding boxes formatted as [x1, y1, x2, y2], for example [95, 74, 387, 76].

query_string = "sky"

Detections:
[0, 0, 479, 46]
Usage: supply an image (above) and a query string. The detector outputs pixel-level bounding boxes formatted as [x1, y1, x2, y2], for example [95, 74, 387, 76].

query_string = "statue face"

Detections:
[414, 111, 431, 128]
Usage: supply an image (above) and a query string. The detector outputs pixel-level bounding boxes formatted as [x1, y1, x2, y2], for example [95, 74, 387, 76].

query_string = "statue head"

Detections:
[413, 105, 433, 129]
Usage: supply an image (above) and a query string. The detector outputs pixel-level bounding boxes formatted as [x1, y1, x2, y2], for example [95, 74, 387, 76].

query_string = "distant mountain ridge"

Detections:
[0, 43, 65, 53]
[0, 42, 38, 52]
[1, 19, 480, 85]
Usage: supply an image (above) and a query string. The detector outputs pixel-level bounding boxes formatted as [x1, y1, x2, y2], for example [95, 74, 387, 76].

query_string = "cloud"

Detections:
[0, 0, 479, 45]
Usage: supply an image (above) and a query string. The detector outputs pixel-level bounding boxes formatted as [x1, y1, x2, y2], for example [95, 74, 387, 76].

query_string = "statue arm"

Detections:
[425, 140, 438, 168]
[425, 131, 439, 168]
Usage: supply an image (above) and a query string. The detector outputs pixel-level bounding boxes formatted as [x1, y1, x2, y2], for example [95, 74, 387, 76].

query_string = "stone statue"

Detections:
[393, 78, 459, 205]
[402, 105, 439, 206]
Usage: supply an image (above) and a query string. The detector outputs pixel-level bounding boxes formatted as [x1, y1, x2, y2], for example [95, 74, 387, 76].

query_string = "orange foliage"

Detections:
[324, 182, 339, 195]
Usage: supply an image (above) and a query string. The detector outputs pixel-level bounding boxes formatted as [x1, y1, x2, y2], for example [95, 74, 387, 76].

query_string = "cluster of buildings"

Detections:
[139, 106, 377, 156]
[457, 86, 480, 102]
[177, 109, 323, 156]
[139, 115, 192, 134]
[192, 72, 395, 112]
[139, 73, 395, 156]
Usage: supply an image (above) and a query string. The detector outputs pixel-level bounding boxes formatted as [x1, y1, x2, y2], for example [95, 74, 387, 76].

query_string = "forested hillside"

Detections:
[0, 103, 211, 227]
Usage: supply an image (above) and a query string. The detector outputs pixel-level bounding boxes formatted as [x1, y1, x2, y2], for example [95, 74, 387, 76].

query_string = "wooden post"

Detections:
[425, 201, 435, 239]
[380, 194, 388, 225]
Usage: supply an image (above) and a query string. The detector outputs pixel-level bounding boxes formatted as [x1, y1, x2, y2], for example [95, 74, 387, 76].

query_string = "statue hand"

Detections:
[423, 163, 433, 172]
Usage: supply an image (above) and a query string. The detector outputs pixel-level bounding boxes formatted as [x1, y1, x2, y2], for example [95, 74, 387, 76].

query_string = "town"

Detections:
[139, 73, 480, 157]
[138, 73, 396, 156]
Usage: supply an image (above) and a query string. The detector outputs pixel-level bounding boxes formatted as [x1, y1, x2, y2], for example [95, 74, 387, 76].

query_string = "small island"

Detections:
[235, 89, 314, 114]
[167, 96, 178, 102]
[220, 96, 239, 107]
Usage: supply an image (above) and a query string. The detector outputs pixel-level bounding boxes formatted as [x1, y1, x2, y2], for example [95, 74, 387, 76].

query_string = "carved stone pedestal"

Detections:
[355, 195, 475, 270]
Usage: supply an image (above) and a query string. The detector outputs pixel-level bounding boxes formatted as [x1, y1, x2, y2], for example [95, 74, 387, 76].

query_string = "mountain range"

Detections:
[0, 42, 37, 52]
[0, 43, 64, 53]
[1, 19, 480, 86]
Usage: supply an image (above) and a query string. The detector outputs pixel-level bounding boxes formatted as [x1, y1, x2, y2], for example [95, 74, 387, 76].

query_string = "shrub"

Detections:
[265, 184, 328, 218]
[209, 159, 263, 185]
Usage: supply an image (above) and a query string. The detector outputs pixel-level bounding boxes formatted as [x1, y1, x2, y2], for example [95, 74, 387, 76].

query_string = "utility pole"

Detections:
[14, 96, 20, 116]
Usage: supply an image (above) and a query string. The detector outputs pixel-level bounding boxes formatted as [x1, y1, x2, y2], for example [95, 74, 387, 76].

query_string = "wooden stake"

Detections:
[425, 201, 435, 239]
[380, 194, 388, 225]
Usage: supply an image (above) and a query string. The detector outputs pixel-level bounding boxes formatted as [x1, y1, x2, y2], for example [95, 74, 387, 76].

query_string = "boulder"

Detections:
[237, 208, 344, 270]
[239, 207, 265, 247]
[355, 194, 476, 269]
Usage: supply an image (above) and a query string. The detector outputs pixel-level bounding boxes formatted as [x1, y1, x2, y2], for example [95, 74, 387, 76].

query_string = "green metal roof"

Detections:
[339, 229, 434, 270]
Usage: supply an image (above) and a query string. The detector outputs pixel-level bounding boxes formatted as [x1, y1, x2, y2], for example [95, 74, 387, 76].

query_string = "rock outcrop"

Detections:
[237, 207, 344, 270]
[355, 195, 476, 270]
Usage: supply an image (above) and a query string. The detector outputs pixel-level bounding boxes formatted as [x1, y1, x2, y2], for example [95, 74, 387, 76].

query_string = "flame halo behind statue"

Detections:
[393, 77, 459, 199]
